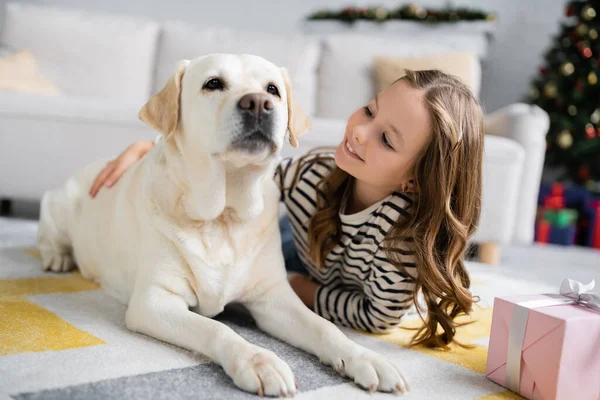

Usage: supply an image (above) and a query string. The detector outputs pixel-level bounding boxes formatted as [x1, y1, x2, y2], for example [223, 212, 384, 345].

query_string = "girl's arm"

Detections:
[313, 257, 416, 334]
[89, 139, 155, 197]
[273, 157, 296, 203]
[288, 273, 320, 308]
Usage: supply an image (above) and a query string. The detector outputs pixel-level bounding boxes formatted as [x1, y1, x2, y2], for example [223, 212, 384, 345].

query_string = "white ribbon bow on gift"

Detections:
[505, 278, 600, 393]
[558, 278, 600, 311]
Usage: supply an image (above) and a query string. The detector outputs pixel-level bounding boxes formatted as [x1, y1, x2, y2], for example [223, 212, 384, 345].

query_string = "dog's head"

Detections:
[139, 53, 310, 166]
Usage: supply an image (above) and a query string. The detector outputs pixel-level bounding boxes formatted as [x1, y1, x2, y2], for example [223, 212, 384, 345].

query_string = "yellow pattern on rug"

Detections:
[366, 301, 524, 399]
[0, 274, 100, 297]
[23, 248, 42, 260]
[477, 390, 524, 399]
[374, 305, 492, 374]
[0, 249, 104, 355]
[0, 296, 105, 355]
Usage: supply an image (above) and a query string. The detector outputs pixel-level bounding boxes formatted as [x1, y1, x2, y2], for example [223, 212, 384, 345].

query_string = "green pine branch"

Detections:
[306, 4, 495, 24]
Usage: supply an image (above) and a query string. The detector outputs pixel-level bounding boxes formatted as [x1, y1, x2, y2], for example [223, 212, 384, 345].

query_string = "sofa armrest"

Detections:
[472, 135, 524, 245]
[483, 103, 549, 244]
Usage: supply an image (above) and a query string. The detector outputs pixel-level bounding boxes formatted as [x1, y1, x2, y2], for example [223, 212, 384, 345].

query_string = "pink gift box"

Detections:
[486, 295, 600, 399]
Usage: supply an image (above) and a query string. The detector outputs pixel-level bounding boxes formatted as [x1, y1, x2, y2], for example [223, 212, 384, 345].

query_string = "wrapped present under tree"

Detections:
[537, 182, 600, 247]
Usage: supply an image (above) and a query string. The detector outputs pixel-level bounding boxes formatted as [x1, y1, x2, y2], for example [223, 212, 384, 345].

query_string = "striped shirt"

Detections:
[275, 154, 417, 333]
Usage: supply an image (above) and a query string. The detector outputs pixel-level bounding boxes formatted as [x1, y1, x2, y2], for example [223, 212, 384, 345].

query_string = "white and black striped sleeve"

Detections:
[314, 253, 416, 333]
[273, 157, 297, 202]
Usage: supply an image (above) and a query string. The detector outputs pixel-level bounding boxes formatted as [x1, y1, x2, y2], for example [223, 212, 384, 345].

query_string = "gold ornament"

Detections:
[589, 71, 598, 84]
[568, 105, 578, 116]
[528, 85, 540, 100]
[544, 82, 558, 98]
[560, 62, 575, 75]
[577, 23, 589, 36]
[406, 3, 419, 15]
[591, 108, 600, 124]
[374, 8, 388, 20]
[415, 7, 427, 19]
[582, 5, 597, 20]
[587, 180, 597, 192]
[557, 130, 573, 149]
[590, 29, 599, 39]
[487, 14, 496, 22]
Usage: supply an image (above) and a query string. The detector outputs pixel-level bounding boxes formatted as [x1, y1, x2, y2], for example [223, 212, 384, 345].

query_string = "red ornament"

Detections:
[566, 5, 574, 16]
[579, 166, 590, 181]
[539, 66, 547, 76]
[576, 79, 585, 92]
[597, 127, 600, 136]
[551, 182, 564, 197]
[583, 47, 593, 58]
[586, 125, 596, 138]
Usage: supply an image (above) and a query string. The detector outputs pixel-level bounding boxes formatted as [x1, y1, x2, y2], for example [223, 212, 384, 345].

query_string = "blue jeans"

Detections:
[279, 215, 309, 275]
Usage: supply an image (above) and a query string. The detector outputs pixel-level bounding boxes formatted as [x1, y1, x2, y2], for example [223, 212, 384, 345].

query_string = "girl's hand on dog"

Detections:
[89, 140, 154, 198]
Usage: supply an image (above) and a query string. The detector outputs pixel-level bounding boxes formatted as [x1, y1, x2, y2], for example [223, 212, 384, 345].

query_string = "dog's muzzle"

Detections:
[230, 93, 276, 153]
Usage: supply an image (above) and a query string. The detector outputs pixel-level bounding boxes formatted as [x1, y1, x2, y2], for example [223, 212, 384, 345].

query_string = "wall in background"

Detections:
[0, 0, 566, 113]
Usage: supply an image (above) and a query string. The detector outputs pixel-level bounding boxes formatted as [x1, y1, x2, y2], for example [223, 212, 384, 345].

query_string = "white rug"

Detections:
[2, 217, 595, 400]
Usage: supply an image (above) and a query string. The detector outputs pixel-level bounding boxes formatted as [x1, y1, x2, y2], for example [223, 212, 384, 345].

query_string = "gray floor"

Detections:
[3, 200, 600, 285]
[496, 242, 600, 287]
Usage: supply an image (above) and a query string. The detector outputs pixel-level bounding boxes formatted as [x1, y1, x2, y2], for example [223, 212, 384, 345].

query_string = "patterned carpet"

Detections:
[0, 217, 567, 400]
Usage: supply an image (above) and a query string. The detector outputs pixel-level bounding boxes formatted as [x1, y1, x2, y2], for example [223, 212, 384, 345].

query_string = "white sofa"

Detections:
[0, 3, 549, 262]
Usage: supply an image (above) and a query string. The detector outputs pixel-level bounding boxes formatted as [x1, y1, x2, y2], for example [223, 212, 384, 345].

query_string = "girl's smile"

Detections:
[342, 138, 364, 161]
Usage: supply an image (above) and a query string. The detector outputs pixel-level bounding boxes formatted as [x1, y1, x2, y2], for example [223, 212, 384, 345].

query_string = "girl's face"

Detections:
[335, 80, 432, 192]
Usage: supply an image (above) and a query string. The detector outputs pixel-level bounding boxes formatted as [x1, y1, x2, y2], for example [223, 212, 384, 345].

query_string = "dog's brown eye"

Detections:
[267, 84, 280, 97]
[203, 78, 225, 91]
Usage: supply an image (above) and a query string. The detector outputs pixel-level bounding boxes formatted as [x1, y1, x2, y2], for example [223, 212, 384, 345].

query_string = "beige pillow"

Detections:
[0, 50, 61, 95]
[372, 52, 479, 94]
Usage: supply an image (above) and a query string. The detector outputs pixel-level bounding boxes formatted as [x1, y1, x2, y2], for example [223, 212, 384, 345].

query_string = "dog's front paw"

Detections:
[328, 348, 409, 394]
[41, 251, 76, 273]
[226, 346, 296, 397]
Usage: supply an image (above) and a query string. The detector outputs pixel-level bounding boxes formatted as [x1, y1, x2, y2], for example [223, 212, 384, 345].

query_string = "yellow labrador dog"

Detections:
[37, 53, 408, 397]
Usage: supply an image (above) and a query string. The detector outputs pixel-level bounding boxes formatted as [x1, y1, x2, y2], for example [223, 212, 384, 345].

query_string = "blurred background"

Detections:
[1, 4, 598, 399]
[1, 0, 599, 258]
[0, 0, 567, 113]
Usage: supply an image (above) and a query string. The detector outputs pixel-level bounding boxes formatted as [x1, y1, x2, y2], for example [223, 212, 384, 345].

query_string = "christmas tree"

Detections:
[527, 1, 600, 193]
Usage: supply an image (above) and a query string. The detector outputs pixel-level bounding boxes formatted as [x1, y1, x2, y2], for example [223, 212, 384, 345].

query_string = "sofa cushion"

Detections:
[0, 50, 61, 95]
[372, 52, 480, 95]
[154, 21, 321, 115]
[317, 34, 485, 119]
[0, 92, 143, 125]
[0, 3, 160, 103]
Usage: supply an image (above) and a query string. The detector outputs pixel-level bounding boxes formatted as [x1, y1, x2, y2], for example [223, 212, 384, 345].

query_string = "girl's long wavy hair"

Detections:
[291, 70, 484, 348]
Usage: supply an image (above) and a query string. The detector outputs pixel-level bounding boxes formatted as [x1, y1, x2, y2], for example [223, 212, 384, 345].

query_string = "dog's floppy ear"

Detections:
[280, 68, 311, 148]
[139, 60, 190, 138]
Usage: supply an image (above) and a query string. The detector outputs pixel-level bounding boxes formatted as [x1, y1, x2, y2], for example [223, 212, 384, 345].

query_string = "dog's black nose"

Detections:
[238, 93, 273, 116]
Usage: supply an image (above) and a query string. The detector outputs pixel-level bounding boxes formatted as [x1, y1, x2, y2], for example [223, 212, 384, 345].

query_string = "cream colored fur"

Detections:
[36, 53, 408, 397]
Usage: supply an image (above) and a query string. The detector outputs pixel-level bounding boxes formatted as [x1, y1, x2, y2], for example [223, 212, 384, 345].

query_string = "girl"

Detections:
[90, 69, 484, 348]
